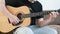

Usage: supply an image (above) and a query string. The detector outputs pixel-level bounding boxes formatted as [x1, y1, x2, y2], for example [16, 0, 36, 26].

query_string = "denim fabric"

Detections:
[14, 25, 57, 34]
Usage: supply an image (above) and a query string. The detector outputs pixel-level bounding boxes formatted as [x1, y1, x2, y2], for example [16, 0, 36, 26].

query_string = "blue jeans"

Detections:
[14, 25, 58, 34]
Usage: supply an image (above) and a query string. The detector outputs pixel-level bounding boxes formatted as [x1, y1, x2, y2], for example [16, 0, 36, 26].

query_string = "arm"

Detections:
[36, 12, 59, 27]
[0, 0, 20, 24]
[0, 0, 13, 17]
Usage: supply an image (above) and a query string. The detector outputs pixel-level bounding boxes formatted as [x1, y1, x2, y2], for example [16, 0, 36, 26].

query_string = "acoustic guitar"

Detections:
[0, 5, 60, 33]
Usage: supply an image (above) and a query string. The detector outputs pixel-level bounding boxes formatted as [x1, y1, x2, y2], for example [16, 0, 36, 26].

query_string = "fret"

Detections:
[20, 9, 60, 18]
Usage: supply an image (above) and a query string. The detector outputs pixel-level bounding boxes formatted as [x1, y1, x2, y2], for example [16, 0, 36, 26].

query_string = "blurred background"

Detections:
[38, 0, 60, 10]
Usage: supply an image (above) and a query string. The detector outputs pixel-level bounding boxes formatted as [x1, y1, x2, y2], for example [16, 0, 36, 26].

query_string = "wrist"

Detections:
[8, 14, 14, 18]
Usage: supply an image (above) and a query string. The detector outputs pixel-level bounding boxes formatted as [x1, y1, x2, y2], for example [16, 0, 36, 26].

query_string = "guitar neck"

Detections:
[21, 10, 57, 18]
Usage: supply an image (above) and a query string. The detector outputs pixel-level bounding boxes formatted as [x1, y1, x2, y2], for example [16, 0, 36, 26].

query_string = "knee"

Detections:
[40, 26, 58, 34]
[47, 28, 58, 34]
[13, 27, 34, 34]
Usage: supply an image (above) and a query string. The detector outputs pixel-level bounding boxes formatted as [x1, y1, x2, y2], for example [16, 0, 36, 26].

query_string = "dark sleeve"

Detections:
[35, 1, 44, 19]
[5, 0, 24, 7]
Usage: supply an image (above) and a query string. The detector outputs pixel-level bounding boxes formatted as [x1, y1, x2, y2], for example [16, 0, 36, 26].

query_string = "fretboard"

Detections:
[22, 10, 57, 18]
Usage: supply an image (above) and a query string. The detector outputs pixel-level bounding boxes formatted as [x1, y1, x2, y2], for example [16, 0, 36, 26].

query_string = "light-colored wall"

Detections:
[38, 0, 60, 10]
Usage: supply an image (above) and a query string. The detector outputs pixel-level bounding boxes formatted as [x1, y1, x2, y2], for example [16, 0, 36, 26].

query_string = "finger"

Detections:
[16, 18, 20, 22]
[50, 13, 52, 16]
[14, 18, 19, 23]
[50, 12, 54, 16]
[50, 12, 53, 15]
[53, 12, 58, 18]
[11, 21, 15, 24]
[51, 12, 56, 16]
[53, 12, 58, 17]
[11, 20, 17, 24]
[50, 12, 56, 17]
[15, 19, 19, 23]
[56, 12, 59, 15]
[17, 19, 20, 23]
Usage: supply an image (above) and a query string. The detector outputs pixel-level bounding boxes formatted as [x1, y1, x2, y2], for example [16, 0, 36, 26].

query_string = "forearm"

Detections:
[0, 0, 13, 17]
[37, 18, 55, 27]
[2, 6, 13, 17]
[1, 6, 13, 18]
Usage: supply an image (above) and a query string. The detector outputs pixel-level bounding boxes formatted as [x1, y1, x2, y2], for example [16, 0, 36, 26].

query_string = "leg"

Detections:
[13, 27, 34, 34]
[29, 25, 58, 34]
[49, 25, 60, 34]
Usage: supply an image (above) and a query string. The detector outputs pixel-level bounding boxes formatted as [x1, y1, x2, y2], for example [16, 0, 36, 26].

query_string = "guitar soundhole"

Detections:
[17, 13, 23, 20]
[13, 13, 23, 26]
[12, 13, 23, 26]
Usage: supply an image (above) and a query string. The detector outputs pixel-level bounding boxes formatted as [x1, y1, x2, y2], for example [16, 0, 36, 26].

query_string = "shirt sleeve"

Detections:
[5, 0, 24, 7]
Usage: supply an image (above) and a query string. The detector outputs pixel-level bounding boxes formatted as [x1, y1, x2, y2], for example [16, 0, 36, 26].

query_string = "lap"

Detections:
[13, 27, 34, 34]
[29, 25, 58, 34]
[13, 25, 58, 34]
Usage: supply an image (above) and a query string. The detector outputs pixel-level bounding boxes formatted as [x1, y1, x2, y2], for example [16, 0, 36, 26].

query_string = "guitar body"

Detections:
[0, 6, 31, 33]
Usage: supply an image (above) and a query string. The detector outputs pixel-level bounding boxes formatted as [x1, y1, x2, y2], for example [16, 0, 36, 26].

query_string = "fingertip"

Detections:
[50, 13, 52, 16]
